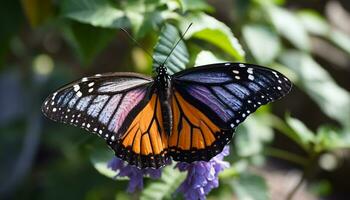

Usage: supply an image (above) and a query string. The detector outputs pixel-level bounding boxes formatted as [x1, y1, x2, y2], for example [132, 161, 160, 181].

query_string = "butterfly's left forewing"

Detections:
[169, 63, 292, 162]
[42, 72, 169, 168]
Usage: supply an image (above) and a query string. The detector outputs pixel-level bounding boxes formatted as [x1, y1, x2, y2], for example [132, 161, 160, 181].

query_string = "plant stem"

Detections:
[286, 170, 306, 200]
[264, 147, 308, 167]
[286, 153, 318, 200]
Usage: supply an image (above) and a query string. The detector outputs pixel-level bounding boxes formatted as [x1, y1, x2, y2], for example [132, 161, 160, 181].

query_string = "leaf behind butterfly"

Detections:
[61, 0, 129, 28]
[140, 165, 186, 200]
[152, 23, 189, 75]
[90, 147, 129, 180]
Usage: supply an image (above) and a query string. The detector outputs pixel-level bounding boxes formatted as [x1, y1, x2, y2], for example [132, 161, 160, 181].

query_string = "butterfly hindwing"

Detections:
[114, 93, 170, 168]
[169, 91, 234, 162]
[169, 62, 292, 162]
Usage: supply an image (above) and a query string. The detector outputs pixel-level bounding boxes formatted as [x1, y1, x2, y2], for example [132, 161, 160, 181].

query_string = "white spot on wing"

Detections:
[73, 84, 80, 92]
[76, 91, 82, 97]
[247, 68, 253, 74]
[248, 75, 254, 80]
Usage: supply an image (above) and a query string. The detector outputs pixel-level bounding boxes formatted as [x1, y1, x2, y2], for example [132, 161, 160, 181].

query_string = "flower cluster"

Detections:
[175, 146, 230, 200]
[107, 157, 162, 192]
[108, 146, 230, 199]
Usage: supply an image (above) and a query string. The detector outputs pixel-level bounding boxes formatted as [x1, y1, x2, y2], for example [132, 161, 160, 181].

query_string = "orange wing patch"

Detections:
[169, 92, 233, 162]
[115, 94, 169, 168]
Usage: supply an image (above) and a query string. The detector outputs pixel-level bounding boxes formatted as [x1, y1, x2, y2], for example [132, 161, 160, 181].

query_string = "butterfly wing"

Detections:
[42, 72, 169, 168]
[115, 93, 169, 168]
[169, 62, 292, 162]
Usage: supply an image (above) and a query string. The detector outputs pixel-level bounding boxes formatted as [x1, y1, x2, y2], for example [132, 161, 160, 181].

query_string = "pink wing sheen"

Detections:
[109, 88, 147, 134]
[99, 94, 122, 125]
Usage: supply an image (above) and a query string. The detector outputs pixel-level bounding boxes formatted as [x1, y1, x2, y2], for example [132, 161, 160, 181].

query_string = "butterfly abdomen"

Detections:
[160, 98, 172, 136]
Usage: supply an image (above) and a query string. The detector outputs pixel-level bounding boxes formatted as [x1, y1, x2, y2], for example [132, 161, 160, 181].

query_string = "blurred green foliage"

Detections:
[1, 0, 350, 199]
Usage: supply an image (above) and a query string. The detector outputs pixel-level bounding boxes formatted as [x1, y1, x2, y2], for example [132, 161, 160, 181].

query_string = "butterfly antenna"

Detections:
[161, 23, 193, 67]
[120, 28, 162, 66]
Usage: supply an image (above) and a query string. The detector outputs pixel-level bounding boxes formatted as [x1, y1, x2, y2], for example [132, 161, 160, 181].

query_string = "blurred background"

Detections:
[0, 0, 350, 199]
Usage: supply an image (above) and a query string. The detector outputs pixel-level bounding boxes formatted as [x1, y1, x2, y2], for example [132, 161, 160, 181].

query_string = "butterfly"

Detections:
[42, 62, 292, 169]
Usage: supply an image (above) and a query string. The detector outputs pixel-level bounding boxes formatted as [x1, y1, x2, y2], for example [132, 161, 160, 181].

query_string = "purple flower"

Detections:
[175, 146, 230, 200]
[107, 157, 162, 193]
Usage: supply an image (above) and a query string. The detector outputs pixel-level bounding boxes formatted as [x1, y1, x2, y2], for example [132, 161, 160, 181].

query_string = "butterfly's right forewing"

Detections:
[169, 63, 292, 163]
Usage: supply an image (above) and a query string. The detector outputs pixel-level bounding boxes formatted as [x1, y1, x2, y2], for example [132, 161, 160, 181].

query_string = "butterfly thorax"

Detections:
[155, 64, 173, 136]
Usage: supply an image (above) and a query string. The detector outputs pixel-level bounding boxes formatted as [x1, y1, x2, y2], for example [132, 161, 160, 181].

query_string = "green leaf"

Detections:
[266, 5, 310, 51]
[177, 0, 214, 12]
[253, 0, 286, 6]
[297, 10, 330, 36]
[315, 126, 350, 152]
[230, 173, 269, 200]
[235, 114, 274, 157]
[285, 115, 315, 150]
[194, 50, 225, 66]
[279, 51, 350, 128]
[153, 23, 189, 75]
[309, 180, 332, 197]
[242, 24, 281, 64]
[180, 13, 245, 61]
[140, 165, 186, 200]
[61, 0, 128, 28]
[66, 22, 116, 65]
[297, 10, 350, 55]
[134, 11, 163, 39]
[329, 30, 350, 55]
[123, 0, 166, 39]
[90, 147, 128, 180]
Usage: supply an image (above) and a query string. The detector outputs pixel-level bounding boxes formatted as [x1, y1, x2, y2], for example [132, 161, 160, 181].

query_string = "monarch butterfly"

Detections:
[42, 60, 292, 169]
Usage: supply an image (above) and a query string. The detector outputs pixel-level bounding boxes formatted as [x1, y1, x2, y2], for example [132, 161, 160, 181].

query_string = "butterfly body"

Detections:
[42, 62, 292, 169]
[154, 64, 172, 136]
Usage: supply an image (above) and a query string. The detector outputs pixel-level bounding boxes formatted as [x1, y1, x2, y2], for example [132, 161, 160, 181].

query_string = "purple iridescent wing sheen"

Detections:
[172, 62, 292, 130]
[41, 72, 153, 145]
[168, 62, 291, 163]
